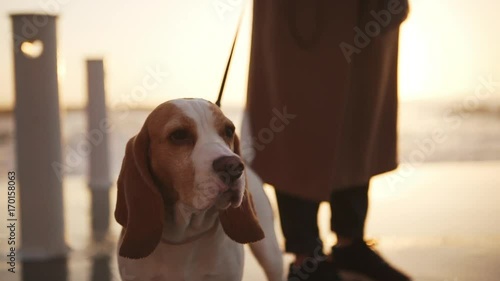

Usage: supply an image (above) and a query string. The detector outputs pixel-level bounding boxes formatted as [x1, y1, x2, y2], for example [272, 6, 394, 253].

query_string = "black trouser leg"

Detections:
[276, 183, 369, 255]
[330, 183, 369, 240]
[275, 190, 323, 255]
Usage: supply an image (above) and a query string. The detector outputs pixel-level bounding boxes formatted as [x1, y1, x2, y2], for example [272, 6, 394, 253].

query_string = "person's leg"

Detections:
[276, 190, 341, 281]
[330, 184, 411, 281]
[275, 189, 323, 265]
[330, 183, 369, 247]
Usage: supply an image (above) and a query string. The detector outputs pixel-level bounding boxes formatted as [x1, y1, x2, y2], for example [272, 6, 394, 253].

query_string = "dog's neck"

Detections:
[161, 202, 220, 244]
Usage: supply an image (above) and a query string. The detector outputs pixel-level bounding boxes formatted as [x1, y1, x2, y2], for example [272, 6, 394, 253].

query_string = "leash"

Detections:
[215, 2, 324, 108]
[215, 14, 243, 108]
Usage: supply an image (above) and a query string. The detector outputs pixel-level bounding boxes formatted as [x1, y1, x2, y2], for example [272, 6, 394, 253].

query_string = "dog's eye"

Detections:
[169, 129, 191, 144]
[225, 125, 235, 138]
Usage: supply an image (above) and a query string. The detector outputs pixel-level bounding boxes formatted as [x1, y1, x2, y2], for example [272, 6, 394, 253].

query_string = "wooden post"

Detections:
[11, 13, 68, 260]
[86, 59, 111, 241]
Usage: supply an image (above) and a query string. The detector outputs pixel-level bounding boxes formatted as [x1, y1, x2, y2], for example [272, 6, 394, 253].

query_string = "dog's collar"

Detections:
[160, 222, 219, 246]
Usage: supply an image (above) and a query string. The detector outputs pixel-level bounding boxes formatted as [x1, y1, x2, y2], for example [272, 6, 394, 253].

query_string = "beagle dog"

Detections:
[115, 98, 283, 281]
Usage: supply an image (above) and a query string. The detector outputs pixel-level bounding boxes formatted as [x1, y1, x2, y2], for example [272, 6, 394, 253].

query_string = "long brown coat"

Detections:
[246, 0, 409, 202]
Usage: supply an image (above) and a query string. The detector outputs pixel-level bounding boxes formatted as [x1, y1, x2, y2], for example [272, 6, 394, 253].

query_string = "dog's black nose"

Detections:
[212, 156, 244, 184]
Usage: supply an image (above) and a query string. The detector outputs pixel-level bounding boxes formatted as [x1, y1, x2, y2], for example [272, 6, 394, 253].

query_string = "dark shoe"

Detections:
[288, 259, 341, 281]
[332, 240, 411, 281]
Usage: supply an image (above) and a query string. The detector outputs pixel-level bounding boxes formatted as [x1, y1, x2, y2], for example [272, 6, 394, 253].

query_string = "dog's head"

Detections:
[115, 98, 264, 259]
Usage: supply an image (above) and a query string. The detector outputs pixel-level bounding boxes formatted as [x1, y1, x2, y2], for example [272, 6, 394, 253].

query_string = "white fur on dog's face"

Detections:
[148, 99, 245, 211]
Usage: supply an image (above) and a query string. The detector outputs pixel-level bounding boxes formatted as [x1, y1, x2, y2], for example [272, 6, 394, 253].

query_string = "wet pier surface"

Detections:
[1, 161, 499, 281]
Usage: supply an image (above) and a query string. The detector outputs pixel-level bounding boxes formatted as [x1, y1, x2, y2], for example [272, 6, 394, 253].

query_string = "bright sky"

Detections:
[1, 0, 499, 110]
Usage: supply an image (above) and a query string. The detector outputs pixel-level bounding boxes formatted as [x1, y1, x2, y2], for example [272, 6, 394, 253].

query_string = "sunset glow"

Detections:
[0, 0, 499, 109]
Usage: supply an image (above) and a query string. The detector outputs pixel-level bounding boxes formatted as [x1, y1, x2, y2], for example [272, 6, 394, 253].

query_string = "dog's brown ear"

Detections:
[115, 123, 164, 259]
[219, 134, 265, 243]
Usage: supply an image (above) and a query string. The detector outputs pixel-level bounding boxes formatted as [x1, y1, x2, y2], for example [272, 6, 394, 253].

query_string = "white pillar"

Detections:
[86, 59, 111, 241]
[11, 14, 69, 260]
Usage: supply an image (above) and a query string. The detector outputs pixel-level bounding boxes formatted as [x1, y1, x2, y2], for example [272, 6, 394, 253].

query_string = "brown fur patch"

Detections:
[147, 102, 198, 209]
[209, 104, 236, 148]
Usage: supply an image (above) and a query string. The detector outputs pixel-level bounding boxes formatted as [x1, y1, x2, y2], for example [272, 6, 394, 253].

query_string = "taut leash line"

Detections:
[215, 14, 243, 108]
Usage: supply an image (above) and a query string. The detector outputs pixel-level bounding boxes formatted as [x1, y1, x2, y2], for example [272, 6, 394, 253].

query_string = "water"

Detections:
[1, 99, 499, 178]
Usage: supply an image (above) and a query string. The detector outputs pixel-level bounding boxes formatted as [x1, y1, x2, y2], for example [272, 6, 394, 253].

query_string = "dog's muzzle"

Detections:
[212, 156, 244, 185]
